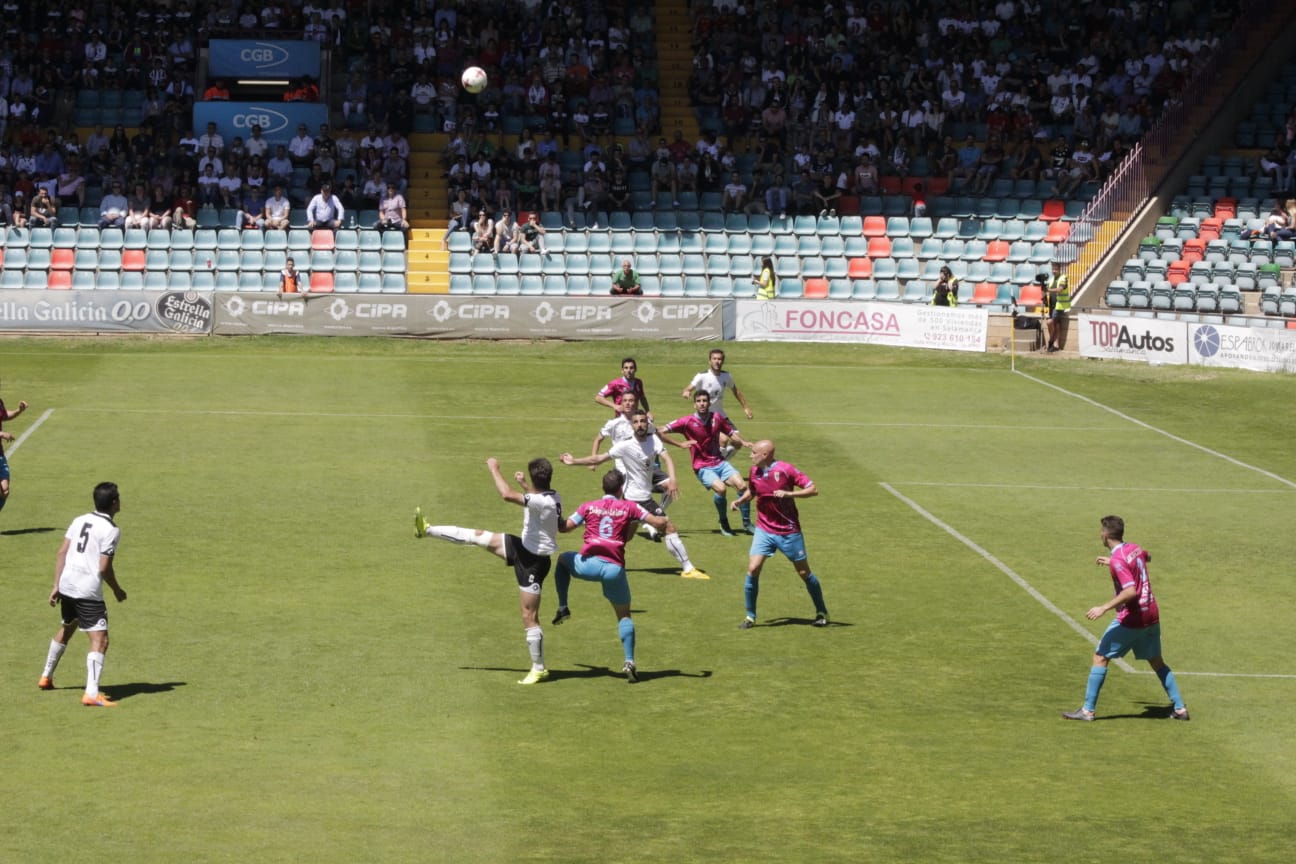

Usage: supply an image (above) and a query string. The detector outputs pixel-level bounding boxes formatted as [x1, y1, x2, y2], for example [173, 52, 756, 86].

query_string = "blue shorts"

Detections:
[696, 461, 739, 488]
[749, 527, 807, 562]
[1096, 619, 1162, 661]
[561, 552, 631, 606]
[0, 453, 9, 481]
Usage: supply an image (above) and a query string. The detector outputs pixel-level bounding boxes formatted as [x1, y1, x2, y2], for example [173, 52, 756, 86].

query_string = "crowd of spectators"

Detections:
[0, 0, 1257, 243]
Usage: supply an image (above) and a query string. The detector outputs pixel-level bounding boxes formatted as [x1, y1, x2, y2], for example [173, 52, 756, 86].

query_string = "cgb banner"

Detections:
[732, 299, 988, 350]
[208, 40, 321, 79]
[0, 290, 212, 334]
[192, 102, 329, 149]
[211, 293, 724, 340]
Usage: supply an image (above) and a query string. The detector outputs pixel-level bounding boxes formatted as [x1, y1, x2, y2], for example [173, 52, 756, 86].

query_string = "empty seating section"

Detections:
[2, 224, 403, 292]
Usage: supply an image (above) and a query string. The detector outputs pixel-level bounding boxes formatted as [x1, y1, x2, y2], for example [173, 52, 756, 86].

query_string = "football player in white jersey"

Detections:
[414, 457, 562, 685]
[39, 482, 127, 707]
[561, 410, 710, 580]
[682, 349, 753, 456]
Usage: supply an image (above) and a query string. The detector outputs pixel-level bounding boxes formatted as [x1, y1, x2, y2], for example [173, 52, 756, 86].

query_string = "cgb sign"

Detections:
[208, 40, 321, 79]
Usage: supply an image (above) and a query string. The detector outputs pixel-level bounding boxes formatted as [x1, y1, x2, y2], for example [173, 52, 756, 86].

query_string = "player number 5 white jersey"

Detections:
[57, 511, 121, 601]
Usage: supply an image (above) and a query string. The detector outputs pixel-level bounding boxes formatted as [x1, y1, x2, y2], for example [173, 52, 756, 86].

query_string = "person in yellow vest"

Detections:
[754, 256, 777, 299]
[931, 265, 960, 306]
[1043, 260, 1070, 352]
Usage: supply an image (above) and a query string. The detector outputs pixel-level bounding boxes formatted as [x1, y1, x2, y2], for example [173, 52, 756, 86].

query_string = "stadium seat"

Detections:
[381, 252, 406, 272]
[848, 258, 874, 280]
[309, 272, 335, 293]
[52, 248, 77, 271]
[867, 237, 892, 258]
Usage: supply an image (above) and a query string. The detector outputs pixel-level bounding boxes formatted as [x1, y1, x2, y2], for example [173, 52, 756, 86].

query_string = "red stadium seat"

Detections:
[862, 215, 887, 237]
[47, 270, 73, 289]
[970, 282, 997, 304]
[310, 229, 336, 251]
[847, 257, 873, 279]
[309, 272, 335, 293]
[122, 249, 146, 271]
[867, 236, 892, 258]
[1018, 284, 1044, 308]
[51, 248, 75, 271]
[1045, 222, 1071, 243]
[1040, 200, 1065, 221]
[983, 240, 1010, 262]
[802, 278, 829, 298]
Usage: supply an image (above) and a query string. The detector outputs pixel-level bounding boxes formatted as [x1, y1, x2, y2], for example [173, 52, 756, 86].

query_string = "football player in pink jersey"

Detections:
[659, 390, 753, 536]
[593, 357, 650, 418]
[550, 469, 670, 683]
[1062, 515, 1189, 722]
[730, 440, 829, 629]
[0, 383, 30, 515]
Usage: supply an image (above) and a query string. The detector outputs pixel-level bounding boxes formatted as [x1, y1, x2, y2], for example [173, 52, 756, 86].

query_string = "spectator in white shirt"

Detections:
[305, 182, 344, 230]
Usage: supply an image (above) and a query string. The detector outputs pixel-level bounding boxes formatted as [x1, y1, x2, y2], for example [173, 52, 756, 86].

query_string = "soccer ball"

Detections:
[461, 66, 488, 94]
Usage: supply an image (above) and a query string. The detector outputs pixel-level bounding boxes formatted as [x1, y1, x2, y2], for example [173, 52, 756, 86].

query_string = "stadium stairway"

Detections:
[654, 0, 699, 142]
[407, 133, 449, 293]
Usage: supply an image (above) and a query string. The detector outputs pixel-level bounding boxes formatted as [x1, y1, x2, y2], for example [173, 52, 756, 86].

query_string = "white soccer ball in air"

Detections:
[461, 66, 488, 94]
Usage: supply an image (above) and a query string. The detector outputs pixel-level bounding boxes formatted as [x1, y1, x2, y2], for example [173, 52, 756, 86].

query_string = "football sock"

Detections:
[664, 532, 691, 570]
[618, 617, 636, 663]
[1156, 665, 1185, 711]
[1083, 665, 1108, 713]
[86, 651, 105, 697]
[428, 525, 492, 547]
[525, 626, 544, 670]
[739, 502, 752, 525]
[803, 573, 826, 615]
[744, 573, 759, 619]
[554, 554, 572, 608]
[713, 493, 728, 523]
[42, 640, 67, 678]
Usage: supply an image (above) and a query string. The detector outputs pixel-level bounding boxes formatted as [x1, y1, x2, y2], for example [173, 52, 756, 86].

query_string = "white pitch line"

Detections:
[1015, 370, 1296, 490]
[5, 408, 53, 456]
[890, 481, 1293, 495]
[66, 407, 1122, 433]
[882, 481, 1296, 680]
[879, 481, 1135, 674]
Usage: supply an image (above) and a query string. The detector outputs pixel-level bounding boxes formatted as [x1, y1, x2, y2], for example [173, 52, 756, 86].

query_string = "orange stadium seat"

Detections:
[867, 236, 893, 258]
[847, 257, 873, 279]
[970, 282, 997, 304]
[862, 215, 887, 237]
[310, 272, 335, 293]
[802, 278, 829, 298]
[47, 270, 73, 289]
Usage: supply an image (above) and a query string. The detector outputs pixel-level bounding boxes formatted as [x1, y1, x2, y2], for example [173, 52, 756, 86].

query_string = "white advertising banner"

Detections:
[1077, 314, 1188, 365]
[733, 299, 988, 350]
[1186, 322, 1296, 373]
[0, 290, 213, 334]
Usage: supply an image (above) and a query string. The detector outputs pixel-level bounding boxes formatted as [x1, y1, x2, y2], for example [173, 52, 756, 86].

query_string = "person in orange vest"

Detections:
[202, 78, 230, 101]
[279, 256, 303, 295]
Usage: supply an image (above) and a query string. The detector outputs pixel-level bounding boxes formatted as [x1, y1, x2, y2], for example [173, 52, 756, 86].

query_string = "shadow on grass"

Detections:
[105, 681, 188, 701]
[761, 616, 852, 629]
[1096, 703, 1178, 721]
[462, 664, 714, 684]
[0, 526, 59, 536]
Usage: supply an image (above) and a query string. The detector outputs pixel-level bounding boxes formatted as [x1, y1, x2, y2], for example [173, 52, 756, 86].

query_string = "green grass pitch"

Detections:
[1, 336, 1293, 863]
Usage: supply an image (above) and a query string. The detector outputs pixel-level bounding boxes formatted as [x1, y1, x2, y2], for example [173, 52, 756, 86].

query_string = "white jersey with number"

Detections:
[57, 511, 120, 600]
[689, 369, 736, 417]
[520, 491, 562, 555]
[608, 436, 664, 501]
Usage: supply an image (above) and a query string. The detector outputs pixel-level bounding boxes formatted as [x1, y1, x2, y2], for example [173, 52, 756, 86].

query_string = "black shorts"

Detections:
[631, 498, 665, 518]
[59, 595, 108, 631]
[503, 534, 552, 593]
